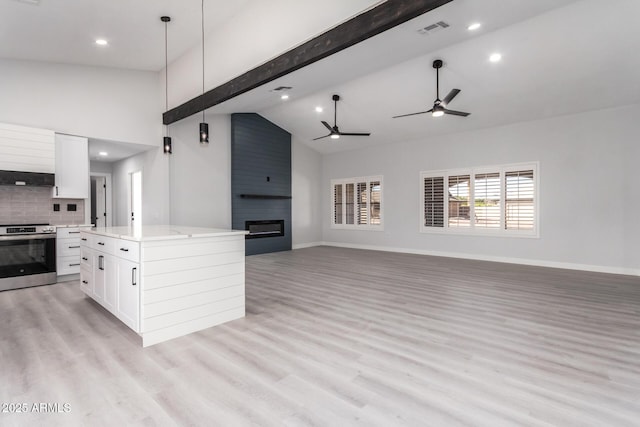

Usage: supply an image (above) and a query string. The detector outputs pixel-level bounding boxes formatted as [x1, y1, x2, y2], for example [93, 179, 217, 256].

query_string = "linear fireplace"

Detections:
[245, 220, 285, 239]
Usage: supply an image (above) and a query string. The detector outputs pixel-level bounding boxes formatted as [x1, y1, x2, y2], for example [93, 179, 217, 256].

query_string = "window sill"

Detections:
[331, 225, 385, 232]
[419, 228, 539, 239]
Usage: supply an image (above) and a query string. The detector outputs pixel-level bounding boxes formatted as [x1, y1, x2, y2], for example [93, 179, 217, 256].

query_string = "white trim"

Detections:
[330, 175, 384, 230]
[292, 242, 323, 250]
[319, 241, 640, 277]
[420, 161, 539, 238]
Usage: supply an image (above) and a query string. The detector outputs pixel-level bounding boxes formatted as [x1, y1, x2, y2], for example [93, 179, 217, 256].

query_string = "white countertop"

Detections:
[55, 224, 93, 228]
[83, 225, 248, 242]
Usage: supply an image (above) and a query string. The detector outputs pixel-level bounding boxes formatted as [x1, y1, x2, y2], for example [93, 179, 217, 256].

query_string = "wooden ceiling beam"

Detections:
[163, 0, 453, 125]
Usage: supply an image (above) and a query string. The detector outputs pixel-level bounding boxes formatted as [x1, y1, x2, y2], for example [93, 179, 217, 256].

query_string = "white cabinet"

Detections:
[53, 134, 89, 199]
[117, 259, 140, 331]
[57, 226, 89, 276]
[80, 232, 141, 332]
[0, 122, 55, 173]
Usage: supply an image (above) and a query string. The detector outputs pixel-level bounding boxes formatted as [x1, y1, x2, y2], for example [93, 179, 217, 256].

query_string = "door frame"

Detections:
[89, 172, 113, 227]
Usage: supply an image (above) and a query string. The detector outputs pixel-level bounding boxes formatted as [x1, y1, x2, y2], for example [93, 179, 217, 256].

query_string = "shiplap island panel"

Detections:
[80, 225, 248, 346]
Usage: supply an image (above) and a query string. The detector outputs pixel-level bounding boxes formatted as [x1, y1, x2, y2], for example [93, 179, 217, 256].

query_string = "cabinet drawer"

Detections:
[58, 238, 81, 257]
[92, 235, 116, 254]
[116, 239, 140, 262]
[57, 227, 83, 239]
[80, 266, 92, 294]
[58, 255, 81, 275]
[80, 247, 93, 268]
[80, 231, 92, 247]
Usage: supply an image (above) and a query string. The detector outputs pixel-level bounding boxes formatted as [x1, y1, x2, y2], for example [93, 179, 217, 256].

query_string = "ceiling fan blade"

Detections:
[321, 121, 333, 132]
[392, 109, 432, 119]
[313, 134, 331, 141]
[443, 108, 470, 117]
[442, 89, 461, 106]
[339, 132, 371, 137]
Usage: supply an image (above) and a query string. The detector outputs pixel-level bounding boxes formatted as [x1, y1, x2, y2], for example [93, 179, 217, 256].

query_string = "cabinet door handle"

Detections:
[69, 245, 81, 249]
[81, 238, 87, 241]
[55, 186, 59, 196]
[68, 231, 81, 234]
[132, 268, 137, 286]
[98, 242, 105, 246]
[69, 263, 80, 267]
[120, 248, 129, 252]
[98, 255, 104, 270]
[82, 280, 88, 284]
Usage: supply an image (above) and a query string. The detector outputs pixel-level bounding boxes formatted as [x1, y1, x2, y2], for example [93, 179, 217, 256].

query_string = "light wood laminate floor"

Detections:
[1, 246, 640, 426]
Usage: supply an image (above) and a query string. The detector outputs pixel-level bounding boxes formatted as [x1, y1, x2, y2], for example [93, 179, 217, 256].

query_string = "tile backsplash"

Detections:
[0, 186, 85, 225]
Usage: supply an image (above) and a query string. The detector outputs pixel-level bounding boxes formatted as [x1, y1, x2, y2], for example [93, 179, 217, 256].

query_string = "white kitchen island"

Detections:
[79, 225, 248, 347]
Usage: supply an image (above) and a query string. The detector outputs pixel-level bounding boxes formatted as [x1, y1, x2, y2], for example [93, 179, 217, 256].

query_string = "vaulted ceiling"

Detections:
[3, 0, 639, 155]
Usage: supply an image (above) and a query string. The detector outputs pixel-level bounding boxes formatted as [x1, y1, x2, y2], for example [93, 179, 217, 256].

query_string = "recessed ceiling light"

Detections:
[467, 23, 481, 31]
[98, 151, 108, 156]
[95, 39, 108, 46]
[280, 94, 289, 100]
[489, 53, 502, 63]
[315, 106, 323, 113]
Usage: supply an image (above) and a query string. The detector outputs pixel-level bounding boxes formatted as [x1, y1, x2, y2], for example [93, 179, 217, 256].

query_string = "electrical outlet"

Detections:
[53, 204, 60, 212]
[67, 204, 77, 212]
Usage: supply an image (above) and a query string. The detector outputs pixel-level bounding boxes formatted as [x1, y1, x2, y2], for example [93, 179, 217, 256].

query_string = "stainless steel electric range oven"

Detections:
[0, 224, 57, 292]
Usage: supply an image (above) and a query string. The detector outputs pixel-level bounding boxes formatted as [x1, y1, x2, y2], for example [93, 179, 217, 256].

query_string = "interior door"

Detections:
[129, 170, 142, 228]
[94, 176, 107, 227]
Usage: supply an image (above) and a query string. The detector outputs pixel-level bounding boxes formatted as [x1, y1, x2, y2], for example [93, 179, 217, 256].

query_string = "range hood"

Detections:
[0, 170, 55, 186]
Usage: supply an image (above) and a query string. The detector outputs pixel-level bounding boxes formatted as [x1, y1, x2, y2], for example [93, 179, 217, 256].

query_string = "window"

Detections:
[420, 163, 537, 236]
[331, 176, 383, 229]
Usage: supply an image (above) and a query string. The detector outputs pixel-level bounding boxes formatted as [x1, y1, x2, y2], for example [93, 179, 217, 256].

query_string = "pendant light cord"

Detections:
[164, 20, 169, 116]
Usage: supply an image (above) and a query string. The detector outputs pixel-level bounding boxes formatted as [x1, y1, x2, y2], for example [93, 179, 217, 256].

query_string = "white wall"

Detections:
[322, 104, 640, 274]
[89, 161, 113, 175]
[0, 58, 161, 146]
[111, 148, 170, 227]
[292, 137, 323, 247]
[168, 114, 231, 228]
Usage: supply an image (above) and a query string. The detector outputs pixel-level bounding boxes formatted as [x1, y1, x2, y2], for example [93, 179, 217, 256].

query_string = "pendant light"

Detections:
[199, 0, 209, 144]
[161, 16, 172, 154]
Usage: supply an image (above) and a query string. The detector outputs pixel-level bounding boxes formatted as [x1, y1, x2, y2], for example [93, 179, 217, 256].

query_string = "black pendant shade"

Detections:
[163, 136, 172, 154]
[199, 122, 209, 144]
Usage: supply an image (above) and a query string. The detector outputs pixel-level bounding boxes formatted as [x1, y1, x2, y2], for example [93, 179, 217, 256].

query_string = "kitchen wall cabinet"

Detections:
[53, 134, 89, 199]
[0, 122, 55, 173]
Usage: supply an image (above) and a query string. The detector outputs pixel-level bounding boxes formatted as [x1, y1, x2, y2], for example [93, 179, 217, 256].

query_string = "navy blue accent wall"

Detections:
[231, 113, 292, 256]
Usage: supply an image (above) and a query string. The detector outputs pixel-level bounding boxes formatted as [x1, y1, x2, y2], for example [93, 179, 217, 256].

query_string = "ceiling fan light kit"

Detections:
[393, 59, 470, 119]
[313, 94, 371, 141]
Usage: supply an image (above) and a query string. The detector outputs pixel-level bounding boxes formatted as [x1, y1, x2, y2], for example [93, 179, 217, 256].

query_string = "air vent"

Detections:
[270, 86, 292, 92]
[417, 21, 450, 35]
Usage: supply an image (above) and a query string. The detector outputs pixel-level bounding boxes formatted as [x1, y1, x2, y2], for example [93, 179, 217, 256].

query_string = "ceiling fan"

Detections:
[393, 59, 470, 119]
[313, 94, 371, 140]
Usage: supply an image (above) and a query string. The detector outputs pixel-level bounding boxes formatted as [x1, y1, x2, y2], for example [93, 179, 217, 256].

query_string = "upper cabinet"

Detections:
[0, 122, 55, 173]
[53, 133, 89, 199]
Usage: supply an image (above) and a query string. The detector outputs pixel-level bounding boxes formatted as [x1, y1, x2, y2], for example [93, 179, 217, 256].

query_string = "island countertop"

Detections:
[84, 225, 248, 242]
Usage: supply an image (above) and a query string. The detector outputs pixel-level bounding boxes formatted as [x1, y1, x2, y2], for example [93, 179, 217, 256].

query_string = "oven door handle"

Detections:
[0, 234, 57, 241]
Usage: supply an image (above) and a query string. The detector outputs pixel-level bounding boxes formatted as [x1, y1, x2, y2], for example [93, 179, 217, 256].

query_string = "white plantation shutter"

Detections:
[505, 170, 535, 230]
[448, 175, 471, 228]
[423, 176, 444, 227]
[357, 182, 368, 225]
[474, 173, 501, 229]
[370, 181, 381, 225]
[334, 184, 343, 225]
[421, 163, 537, 236]
[331, 176, 383, 229]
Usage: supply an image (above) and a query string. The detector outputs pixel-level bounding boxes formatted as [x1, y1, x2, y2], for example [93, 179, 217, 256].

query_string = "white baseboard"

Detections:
[292, 241, 323, 250]
[318, 241, 640, 277]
